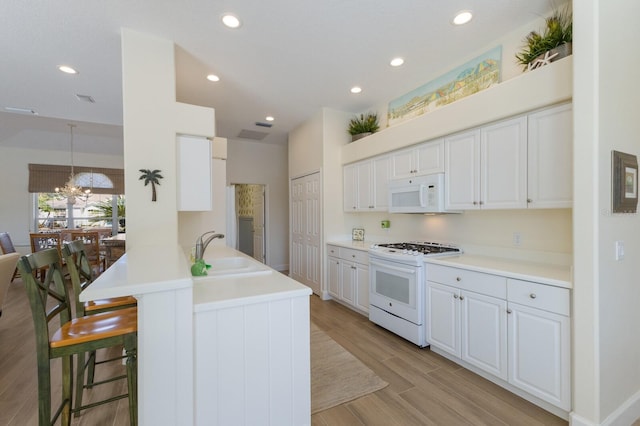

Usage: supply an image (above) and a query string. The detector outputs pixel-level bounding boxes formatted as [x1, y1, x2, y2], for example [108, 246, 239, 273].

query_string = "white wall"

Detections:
[121, 29, 217, 250]
[227, 139, 289, 271]
[0, 144, 123, 251]
[573, 1, 640, 424]
[288, 110, 323, 178]
[346, 209, 572, 262]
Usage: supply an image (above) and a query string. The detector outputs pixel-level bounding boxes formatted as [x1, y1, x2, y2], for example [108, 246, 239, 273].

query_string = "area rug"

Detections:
[311, 323, 388, 414]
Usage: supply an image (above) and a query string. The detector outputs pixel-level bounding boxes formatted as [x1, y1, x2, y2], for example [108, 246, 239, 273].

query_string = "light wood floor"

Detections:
[0, 277, 131, 425]
[1, 275, 567, 425]
[310, 295, 567, 426]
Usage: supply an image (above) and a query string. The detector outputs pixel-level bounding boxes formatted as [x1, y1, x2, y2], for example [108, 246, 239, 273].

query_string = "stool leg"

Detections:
[86, 350, 97, 387]
[124, 334, 138, 426]
[36, 352, 52, 426]
[61, 354, 73, 425]
[74, 351, 86, 417]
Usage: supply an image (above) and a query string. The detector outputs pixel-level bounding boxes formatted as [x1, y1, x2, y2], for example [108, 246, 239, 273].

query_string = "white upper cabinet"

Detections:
[445, 117, 527, 210]
[391, 139, 444, 179]
[343, 156, 390, 212]
[481, 116, 528, 209]
[527, 103, 573, 208]
[177, 135, 212, 211]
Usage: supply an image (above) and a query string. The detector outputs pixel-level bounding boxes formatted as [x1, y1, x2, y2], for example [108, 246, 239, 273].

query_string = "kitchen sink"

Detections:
[192, 256, 272, 280]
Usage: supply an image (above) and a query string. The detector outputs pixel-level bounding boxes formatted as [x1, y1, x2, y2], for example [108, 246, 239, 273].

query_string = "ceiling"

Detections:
[1, 0, 554, 152]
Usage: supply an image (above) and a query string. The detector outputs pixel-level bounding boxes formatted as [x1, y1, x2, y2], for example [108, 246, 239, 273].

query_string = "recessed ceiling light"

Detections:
[58, 65, 78, 74]
[452, 10, 473, 25]
[390, 57, 404, 67]
[221, 13, 241, 29]
[265, 116, 275, 122]
[206, 74, 220, 82]
[350, 86, 362, 94]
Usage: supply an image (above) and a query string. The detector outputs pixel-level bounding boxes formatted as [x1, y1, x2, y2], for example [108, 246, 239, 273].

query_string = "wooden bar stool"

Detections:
[62, 240, 137, 414]
[17, 248, 138, 426]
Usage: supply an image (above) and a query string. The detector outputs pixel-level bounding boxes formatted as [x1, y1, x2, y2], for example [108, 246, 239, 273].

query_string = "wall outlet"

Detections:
[512, 232, 522, 246]
[381, 220, 390, 229]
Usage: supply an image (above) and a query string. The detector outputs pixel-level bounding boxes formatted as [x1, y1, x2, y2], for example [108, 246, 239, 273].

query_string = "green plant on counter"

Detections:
[515, 6, 572, 71]
[348, 112, 380, 136]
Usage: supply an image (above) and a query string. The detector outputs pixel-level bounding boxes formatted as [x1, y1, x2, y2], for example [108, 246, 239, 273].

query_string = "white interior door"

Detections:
[290, 172, 321, 295]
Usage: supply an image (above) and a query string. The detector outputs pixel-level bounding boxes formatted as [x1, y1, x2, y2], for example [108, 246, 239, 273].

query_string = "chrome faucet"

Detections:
[194, 230, 225, 261]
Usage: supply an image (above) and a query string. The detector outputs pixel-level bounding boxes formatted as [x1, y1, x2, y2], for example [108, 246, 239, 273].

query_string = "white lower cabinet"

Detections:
[427, 271, 508, 381]
[427, 264, 571, 413]
[326, 245, 369, 314]
[507, 278, 571, 411]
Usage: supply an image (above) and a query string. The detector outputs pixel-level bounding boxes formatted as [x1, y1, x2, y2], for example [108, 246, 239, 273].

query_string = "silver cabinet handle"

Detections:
[473, 201, 478, 205]
[351, 266, 356, 270]
[527, 198, 533, 203]
[529, 293, 537, 299]
[479, 201, 484, 205]
[453, 294, 459, 299]
[459, 295, 465, 300]
[456, 277, 462, 281]
[507, 308, 512, 314]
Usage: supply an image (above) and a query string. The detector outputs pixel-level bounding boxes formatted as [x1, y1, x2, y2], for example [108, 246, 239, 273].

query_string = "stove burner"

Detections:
[374, 241, 461, 255]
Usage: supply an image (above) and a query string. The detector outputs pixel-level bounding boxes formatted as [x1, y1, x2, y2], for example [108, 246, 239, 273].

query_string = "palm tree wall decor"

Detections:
[139, 169, 163, 202]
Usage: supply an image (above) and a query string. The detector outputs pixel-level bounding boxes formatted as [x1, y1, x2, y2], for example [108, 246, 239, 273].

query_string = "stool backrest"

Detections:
[62, 240, 94, 318]
[16, 249, 72, 356]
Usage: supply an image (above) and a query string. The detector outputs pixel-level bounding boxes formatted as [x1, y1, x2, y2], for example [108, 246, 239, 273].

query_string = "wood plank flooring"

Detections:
[310, 295, 567, 426]
[0, 277, 130, 426]
[1, 275, 567, 425]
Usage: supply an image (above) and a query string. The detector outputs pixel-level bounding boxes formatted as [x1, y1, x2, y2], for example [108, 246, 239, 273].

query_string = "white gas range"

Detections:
[368, 242, 462, 347]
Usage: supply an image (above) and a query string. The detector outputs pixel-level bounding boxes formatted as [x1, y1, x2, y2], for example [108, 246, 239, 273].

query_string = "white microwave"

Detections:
[388, 173, 456, 214]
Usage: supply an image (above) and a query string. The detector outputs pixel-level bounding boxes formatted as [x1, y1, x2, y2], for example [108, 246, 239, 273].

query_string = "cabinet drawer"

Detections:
[327, 245, 340, 257]
[507, 279, 570, 316]
[340, 247, 369, 265]
[427, 264, 506, 299]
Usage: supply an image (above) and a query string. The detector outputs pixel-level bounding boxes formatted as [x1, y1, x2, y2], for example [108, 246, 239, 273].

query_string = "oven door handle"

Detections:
[370, 259, 418, 275]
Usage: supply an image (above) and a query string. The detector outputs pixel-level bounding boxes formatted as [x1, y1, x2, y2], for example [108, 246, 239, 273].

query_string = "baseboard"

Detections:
[272, 263, 288, 272]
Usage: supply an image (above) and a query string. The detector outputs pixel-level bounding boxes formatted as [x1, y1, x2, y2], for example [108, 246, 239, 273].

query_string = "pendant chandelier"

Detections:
[55, 123, 90, 204]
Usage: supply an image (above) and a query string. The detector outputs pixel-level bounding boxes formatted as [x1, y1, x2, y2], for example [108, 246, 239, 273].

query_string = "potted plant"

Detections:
[348, 112, 380, 142]
[515, 7, 572, 72]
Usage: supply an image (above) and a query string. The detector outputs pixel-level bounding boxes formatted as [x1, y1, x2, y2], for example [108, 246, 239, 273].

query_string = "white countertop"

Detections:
[81, 244, 311, 308]
[326, 240, 572, 289]
[426, 254, 572, 288]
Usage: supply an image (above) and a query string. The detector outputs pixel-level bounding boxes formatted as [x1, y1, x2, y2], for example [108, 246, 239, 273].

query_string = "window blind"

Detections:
[28, 164, 125, 194]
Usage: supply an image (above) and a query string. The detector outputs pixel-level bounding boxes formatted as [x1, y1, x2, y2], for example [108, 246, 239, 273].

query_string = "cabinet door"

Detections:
[391, 148, 416, 178]
[426, 282, 460, 357]
[357, 161, 373, 210]
[527, 103, 573, 208]
[416, 139, 444, 175]
[460, 291, 508, 380]
[341, 261, 356, 305]
[327, 256, 341, 299]
[445, 130, 480, 210]
[343, 164, 358, 212]
[508, 302, 571, 410]
[177, 135, 212, 211]
[372, 156, 390, 211]
[354, 263, 369, 313]
[481, 116, 528, 209]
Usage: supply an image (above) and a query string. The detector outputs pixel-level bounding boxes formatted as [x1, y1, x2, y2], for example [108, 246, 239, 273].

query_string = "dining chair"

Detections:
[0, 252, 20, 317]
[16, 248, 137, 425]
[0, 232, 20, 282]
[62, 240, 138, 417]
[29, 232, 63, 281]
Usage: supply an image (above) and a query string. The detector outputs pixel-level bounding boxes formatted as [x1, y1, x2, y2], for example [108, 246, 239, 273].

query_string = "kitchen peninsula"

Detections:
[81, 244, 312, 425]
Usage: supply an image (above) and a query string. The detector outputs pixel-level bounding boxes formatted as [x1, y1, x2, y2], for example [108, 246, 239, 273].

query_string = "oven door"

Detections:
[369, 257, 423, 325]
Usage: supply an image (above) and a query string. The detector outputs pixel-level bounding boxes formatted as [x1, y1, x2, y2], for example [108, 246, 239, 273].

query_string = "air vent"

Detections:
[5, 106, 38, 115]
[76, 94, 95, 103]
[255, 121, 273, 128]
[237, 129, 268, 140]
